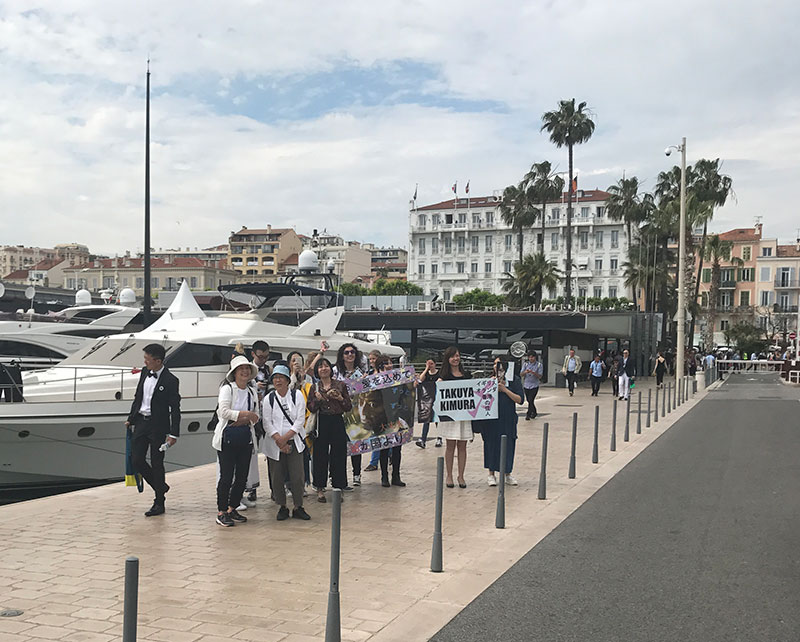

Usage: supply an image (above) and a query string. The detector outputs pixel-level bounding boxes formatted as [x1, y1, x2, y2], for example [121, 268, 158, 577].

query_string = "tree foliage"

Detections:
[503, 252, 560, 308]
[452, 289, 506, 308]
[723, 321, 767, 356]
[338, 279, 423, 296]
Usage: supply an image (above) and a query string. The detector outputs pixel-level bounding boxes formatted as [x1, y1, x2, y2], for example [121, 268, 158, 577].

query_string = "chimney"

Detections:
[93, 260, 99, 268]
[267, 224, 272, 233]
[755, 222, 763, 237]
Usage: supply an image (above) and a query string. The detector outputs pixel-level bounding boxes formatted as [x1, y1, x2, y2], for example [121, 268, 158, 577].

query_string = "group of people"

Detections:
[554, 347, 638, 402]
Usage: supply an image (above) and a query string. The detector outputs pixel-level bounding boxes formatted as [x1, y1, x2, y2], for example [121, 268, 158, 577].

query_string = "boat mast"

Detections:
[143, 60, 152, 325]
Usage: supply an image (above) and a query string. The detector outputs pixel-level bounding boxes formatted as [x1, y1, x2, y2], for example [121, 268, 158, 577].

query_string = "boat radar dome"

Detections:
[326, 258, 336, 274]
[118, 288, 136, 306]
[298, 249, 319, 274]
[75, 289, 92, 306]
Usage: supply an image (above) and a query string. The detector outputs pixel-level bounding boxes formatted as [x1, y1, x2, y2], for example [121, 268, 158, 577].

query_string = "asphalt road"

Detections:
[431, 373, 800, 642]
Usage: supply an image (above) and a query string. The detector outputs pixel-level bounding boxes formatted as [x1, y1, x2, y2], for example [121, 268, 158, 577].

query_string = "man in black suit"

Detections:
[125, 343, 181, 516]
[618, 348, 636, 401]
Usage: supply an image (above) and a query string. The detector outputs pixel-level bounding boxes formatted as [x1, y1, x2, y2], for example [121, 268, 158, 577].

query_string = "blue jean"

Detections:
[369, 450, 380, 467]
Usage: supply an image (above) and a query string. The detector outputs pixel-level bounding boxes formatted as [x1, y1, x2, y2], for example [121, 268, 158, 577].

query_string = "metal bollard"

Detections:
[654, 385, 659, 423]
[677, 377, 682, 406]
[647, 388, 652, 428]
[592, 405, 599, 464]
[693, 378, 697, 395]
[537, 423, 549, 500]
[325, 489, 343, 642]
[662, 382, 666, 417]
[568, 413, 577, 479]
[431, 457, 444, 572]
[611, 398, 617, 451]
[667, 382, 672, 413]
[636, 389, 642, 434]
[624, 396, 631, 442]
[496, 434, 507, 529]
[673, 380, 677, 410]
[123, 557, 139, 642]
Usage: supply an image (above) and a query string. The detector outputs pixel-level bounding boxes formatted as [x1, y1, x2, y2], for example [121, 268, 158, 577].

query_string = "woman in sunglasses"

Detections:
[333, 343, 366, 487]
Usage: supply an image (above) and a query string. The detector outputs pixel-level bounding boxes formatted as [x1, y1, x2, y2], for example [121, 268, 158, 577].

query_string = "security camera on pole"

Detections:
[665, 138, 687, 385]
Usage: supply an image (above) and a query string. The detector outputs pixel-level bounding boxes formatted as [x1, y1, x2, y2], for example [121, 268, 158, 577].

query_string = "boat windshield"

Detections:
[60, 338, 181, 368]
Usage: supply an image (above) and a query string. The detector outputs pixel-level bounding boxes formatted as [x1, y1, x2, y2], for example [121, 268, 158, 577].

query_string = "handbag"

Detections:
[222, 388, 254, 448]
[305, 410, 319, 439]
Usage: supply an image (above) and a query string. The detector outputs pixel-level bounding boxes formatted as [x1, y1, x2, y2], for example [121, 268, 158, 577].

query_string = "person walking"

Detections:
[562, 348, 582, 396]
[263, 364, 311, 521]
[520, 351, 543, 419]
[308, 357, 352, 503]
[653, 351, 667, 387]
[482, 359, 523, 486]
[607, 351, 619, 397]
[618, 348, 636, 401]
[437, 347, 472, 489]
[415, 358, 441, 447]
[333, 342, 366, 487]
[589, 353, 605, 396]
[126, 343, 181, 517]
[212, 355, 260, 527]
[374, 355, 406, 488]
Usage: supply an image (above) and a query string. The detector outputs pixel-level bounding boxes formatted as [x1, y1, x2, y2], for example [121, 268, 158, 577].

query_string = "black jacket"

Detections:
[619, 357, 636, 378]
[127, 367, 181, 437]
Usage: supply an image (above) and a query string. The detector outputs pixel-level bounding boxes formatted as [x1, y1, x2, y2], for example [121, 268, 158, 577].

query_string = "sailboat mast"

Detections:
[143, 60, 152, 324]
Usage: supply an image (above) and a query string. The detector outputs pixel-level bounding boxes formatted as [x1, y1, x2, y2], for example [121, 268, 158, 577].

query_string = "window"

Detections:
[417, 214, 426, 228]
[594, 286, 603, 298]
[444, 238, 452, 254]
[701, 292, 709, 308]
[485, 235, 493, 252]
[485, 262, 492, 274]
[418, 238, 426, 255]
[503, 261, 512, 273]
[136, 277, 144, 289]
[442, 262, 451, 274]
[578, 287, 587, 299]
[609, 286, 617, 298]
[418, 263, 425, 276]
[720, 319, 730, 331]
[720, 291, 732, 308]
[778, 267, 791, 287]
[551, 208, 560, 220]
[611, 230, 619, 248]
[702, 268, 711, 283]
[579, 231, 589, 249]
[190, 277, 198, 288]
[551, 232, 559, 250]
[472, 213, 481, 227]
[456, 262, 465, 273]
[443, 289, 451, 301]
[740, 291, 750, 307]
[740, 268, 754, 282]
[431, 263, 438, 277]
[471, 262, 478, 273]
[431, 238, 439, 254]
[432, 214, 441, 226]
[581, 206, 589, 218]
[0, 340, 66, 360]
[759, 267, 771, 282]
[760, 291, 772, 306]
[166, 343, 230, 368]
[445, 214, 453, 225]
[151, 277, 159, 289]
[457, 237, 465, 253]
[485, 212, 494, 225]
[594, 259, 603, 271]
[471, 236, 479, 252]
[742, 246, 751, 261]
[720, 268, 735, 282]
[779, 293, 790, 311]
[610, 258, 618, 271]
[595, 231, 604, 248]
[505, 234, 513, 251]
[458, 212, 467, 225]
[762, 247, 772, 257]
[596, 206, 605, 217]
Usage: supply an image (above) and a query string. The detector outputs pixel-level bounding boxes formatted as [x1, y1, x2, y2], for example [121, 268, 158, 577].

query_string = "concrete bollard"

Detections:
[431, 457, 444, 573]
[592, 405, 599, 464]
[568, 413, 577, 479]
[647, 388, 652, 428]
[654, 385, 659, 423]
[325, 489, 343, 642]
[537, 423, 549, 500]
[611, 398, 617, 451]
[496, 434, 507, 529]
[636, 389, 642, 434]
[624, 396, 631, 442]
[123, 557, 139, 642]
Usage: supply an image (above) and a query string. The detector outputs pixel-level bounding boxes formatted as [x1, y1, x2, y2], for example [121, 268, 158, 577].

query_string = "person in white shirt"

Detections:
[212, 355, 260, 527]
[263, 364, 310, 521]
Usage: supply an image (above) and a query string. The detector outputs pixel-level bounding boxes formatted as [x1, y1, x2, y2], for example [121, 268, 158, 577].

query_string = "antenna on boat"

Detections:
[143, 58, 152, 325]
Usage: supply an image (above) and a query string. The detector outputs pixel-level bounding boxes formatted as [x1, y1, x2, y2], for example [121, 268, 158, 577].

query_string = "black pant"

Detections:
[611, 373, 619, 396]
[566, 371, 577, 393]
[524, 387, 539, 418]
[420, 422, 431, 441]
[131, 418, 168, 503]
[591, 375, 602, 396]
[656, 370, 665, 385]
[313, 413, 348, 490]
[216, 443, 252, 512]
[351, 454, 362, 478]
[379, 446, 401, 478]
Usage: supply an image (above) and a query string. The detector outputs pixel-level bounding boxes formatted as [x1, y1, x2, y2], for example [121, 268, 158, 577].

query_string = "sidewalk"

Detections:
[0, 377, 704, 642]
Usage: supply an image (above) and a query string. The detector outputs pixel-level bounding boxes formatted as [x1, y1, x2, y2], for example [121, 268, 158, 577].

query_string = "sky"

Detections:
[1, 0, 799, 258]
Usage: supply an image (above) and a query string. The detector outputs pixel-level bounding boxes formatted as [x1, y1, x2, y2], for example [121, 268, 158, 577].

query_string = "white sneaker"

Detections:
[505, 475, 518, 486]
[487, 474, 497, 486]
[236, 502, 248, 511]
[353, 475, 361, 486]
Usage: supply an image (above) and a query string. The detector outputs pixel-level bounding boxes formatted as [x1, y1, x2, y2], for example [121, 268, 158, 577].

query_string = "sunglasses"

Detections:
[343, 350, 356, 355]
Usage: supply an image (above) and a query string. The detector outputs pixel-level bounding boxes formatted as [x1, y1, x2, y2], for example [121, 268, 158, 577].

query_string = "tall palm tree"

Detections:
[605, 176, 654, 309]
[502, 252, 561, 308]
[541, 99, 595, 307]
[499, 182, 538, 264]
[524, 161, 565, 254]
[702, 234, 743, 348]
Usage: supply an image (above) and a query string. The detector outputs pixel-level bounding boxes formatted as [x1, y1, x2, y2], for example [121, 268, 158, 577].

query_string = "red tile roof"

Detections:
[232, 227, 292, 236]
[416, 190, 610, 211]
[718, 228, 761, 242]
[65, 257, 227, 270]
[777, 244, 800, 257]
[3, 269, 29, 280]
[31, 258, 65, 270]
[204, 244, 229, 251]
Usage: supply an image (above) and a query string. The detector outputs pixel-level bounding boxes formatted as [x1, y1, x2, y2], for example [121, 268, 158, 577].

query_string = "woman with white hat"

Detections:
[212, 355, 260, 527]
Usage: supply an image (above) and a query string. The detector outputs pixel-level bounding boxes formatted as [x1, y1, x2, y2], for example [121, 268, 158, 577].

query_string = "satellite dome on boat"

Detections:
[118, 288, 136, 306]
[75, 289, 92, 305]
[298, 249, 319, 274]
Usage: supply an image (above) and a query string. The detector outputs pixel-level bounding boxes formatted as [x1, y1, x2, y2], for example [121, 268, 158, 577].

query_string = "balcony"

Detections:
[719, 280, 736, 289]
[774, 278, 800, 289]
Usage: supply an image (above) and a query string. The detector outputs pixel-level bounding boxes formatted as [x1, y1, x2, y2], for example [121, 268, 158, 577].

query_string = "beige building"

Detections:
[151, 244, 229, 267]
[300, 230, 374, 283]
[228, 226, 302, 283]
[1, 245, 57, 278]
[2, 243, 92, 288]
[361, 244, 408, 279]
[755, 237, 800, 343]
[63, 257, 237, 295]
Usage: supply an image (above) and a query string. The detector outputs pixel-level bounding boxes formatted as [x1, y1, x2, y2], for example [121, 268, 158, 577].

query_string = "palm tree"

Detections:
[703, 234, 743, 348]
[524, 161, 565, 254]
[499, 182, 538, 264]
[502, 252, 561, 308]
[541, 99, 595, 307]
[605, 176, 654, 309]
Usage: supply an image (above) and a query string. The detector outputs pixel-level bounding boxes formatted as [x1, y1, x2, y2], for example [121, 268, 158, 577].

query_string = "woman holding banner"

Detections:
[437, 347, 472, 488]
[334, 343, 367, 487]
[374, 355, 406, 488]
[482, 359, 523, 486]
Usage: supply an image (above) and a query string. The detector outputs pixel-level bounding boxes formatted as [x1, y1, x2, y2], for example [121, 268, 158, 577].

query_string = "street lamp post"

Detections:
[666, 137, 687, 385]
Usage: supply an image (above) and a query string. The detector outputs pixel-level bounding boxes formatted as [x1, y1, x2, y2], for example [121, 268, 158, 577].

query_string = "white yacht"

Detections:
[0, 280, 403, 491]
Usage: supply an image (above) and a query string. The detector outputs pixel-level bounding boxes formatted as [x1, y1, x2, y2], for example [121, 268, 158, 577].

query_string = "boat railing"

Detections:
[2, 365, 225, 404]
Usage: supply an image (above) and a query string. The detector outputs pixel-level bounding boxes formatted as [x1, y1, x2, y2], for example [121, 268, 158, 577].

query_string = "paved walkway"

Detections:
[0, 377, 702, 642]
[431, 372, 800, 642]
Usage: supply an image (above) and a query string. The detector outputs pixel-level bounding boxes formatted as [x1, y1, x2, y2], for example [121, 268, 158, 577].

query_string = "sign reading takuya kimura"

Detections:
[433, 378, 498, 422]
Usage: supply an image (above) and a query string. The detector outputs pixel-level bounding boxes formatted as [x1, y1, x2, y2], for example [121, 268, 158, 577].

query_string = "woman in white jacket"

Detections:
[213, 355, 260, 527]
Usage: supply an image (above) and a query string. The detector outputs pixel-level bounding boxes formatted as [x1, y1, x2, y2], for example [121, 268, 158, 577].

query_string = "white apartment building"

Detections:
[408, 191, 631, 301]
